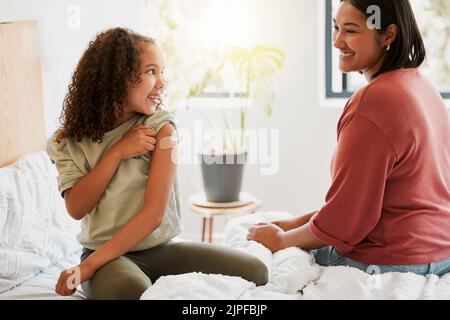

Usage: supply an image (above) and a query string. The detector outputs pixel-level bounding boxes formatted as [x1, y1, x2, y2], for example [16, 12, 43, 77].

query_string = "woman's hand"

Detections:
[55, 261, 95, 296]
[272, 219, 301, 232]
[272, 212, 317, 231]
[111, 124, 156, 160]
[247, 223, 287, 253]
[272, 218, 306, 232]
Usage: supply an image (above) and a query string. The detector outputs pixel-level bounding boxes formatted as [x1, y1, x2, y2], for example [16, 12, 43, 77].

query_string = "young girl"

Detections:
[248, 0, 450, 276]
[48, 28, 268, 299]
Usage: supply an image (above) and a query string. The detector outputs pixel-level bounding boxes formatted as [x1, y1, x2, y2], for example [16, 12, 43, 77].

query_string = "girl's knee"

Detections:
[219, 247, 269, 286]
[245, 256, 269, 286]
[83, 273, 151, 300]
[255, 260, 269, 286]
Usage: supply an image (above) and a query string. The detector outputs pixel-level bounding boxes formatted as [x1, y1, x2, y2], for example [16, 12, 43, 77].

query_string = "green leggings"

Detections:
[80, 240, 268, 300]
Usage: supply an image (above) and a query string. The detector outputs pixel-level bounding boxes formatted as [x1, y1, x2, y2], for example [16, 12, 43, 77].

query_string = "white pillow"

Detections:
[0, 151, 81, 293]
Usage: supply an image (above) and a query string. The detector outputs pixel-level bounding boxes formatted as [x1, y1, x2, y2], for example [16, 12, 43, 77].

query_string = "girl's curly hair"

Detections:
[55, 28, 155, 144]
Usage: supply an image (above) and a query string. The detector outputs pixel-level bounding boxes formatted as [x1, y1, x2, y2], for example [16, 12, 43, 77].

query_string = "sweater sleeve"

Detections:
[309, 113, 397, 253]
[137, 108, 178, 164]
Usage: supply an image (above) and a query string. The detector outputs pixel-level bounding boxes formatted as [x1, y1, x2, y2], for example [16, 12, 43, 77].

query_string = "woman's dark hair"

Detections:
[56, 28, 155, 143]
[341, 0, 426, 78]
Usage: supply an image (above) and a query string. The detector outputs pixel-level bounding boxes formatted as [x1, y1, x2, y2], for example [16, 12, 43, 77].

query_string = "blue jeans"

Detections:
[310, 247, 450, 277]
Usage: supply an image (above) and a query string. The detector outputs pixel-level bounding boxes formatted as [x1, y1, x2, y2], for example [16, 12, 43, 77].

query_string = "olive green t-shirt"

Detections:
[47, 109, 182, 252]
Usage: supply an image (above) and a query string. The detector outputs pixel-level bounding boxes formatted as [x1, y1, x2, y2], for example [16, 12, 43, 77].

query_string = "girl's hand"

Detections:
[247, 223, 287, 253]
[55, 261, 95, 296]
[112, 124, 156, 160]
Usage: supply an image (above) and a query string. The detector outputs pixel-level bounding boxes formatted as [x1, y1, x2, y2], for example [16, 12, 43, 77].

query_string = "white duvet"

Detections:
[0, 152, 81, 294]
[141, 212, 450, 300]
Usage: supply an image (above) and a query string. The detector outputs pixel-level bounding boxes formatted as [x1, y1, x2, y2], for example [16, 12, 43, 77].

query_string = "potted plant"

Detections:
[188, 45, 285, 203]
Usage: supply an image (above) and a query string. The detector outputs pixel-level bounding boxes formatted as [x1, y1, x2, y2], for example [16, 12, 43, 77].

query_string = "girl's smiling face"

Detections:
[125, 42, 165, 117]
[333, 0, 393, 81]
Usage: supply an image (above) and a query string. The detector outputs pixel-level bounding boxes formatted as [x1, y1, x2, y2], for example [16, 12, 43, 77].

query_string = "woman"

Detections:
[248, 0, 450, 276]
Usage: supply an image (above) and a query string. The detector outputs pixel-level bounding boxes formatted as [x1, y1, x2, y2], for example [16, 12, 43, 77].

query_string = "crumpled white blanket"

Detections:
[0, 152, 81, 294]
[141, 212, 450, 300]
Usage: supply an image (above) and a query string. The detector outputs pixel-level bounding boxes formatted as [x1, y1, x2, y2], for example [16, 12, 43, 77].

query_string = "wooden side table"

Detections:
[189, 192, 262, 243]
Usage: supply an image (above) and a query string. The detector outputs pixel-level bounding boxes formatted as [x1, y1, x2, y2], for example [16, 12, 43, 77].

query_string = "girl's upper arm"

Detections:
[141, 123, 178, 219]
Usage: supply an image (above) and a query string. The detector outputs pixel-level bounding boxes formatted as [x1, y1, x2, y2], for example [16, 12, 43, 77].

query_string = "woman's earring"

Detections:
[386, 44, 391, 52]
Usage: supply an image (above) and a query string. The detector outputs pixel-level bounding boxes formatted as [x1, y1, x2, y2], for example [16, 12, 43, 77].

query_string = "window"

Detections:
[325, 0, 450, 99]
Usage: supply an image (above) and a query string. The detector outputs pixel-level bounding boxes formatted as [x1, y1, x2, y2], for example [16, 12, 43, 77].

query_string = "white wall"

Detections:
[176, 0, 344, 240]
[0, 0, 345, 242]
[0, 0, 143, 136]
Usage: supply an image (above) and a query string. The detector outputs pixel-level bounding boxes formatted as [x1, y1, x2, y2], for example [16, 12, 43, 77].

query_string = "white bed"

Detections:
[141, 212, 450, 300]
[0, 151, 87, 300]
[2, 205, 450, 300]
[0, 250, 86, 300]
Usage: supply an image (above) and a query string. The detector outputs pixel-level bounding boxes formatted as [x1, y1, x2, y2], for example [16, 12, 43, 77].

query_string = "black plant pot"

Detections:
[199, 152, 247, 203]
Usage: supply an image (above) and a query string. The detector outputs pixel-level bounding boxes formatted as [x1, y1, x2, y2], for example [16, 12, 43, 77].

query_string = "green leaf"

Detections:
[186, 43, 286, 138]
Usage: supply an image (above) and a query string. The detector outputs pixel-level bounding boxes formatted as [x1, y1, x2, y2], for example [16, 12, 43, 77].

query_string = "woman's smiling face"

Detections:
[333, 0, 388, 80]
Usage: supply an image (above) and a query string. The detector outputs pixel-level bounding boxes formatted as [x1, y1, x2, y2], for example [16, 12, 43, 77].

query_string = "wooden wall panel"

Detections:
[0, 20, 46, 168]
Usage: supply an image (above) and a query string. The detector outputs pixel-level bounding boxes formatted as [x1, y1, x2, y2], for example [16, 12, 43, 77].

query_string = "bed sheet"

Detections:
[0, 250, 86, 300]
